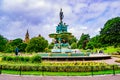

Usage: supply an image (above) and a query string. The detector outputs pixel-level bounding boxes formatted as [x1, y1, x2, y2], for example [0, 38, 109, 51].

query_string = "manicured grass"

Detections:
[2, 70, 20, 75]
[80, 46, 120, 54]
[103, 46, 120, 54]
[1, 69, 120, 76]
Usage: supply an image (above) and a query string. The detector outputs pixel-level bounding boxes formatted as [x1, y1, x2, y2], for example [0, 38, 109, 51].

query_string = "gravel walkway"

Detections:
[0, 74, 120, 80]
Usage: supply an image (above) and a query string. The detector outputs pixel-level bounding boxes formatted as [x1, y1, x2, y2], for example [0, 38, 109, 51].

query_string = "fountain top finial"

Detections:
[59, 8, 64, 22]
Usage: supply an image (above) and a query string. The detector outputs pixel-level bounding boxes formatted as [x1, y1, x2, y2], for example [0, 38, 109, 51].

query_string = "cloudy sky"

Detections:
[0, 0, 120, 42]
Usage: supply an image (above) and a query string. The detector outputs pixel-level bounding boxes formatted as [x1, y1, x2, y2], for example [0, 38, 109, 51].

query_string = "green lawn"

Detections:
[1, 69, 120, 76]
[103, 46, 120, 54]
[80, 46, 120, 54]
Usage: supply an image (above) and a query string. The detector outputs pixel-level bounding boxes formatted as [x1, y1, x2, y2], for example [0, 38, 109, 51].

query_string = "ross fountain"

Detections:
[49, 9, 74, 53]
[39, 9, 111, 61]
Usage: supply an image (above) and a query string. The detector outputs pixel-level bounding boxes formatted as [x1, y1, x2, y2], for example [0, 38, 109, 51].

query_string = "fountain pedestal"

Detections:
[52, 43, 71, 53]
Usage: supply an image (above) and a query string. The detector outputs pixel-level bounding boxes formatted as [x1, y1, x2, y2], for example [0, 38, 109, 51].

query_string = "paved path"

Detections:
[96, 57, 120, 66]
[0, 74, 120, 80]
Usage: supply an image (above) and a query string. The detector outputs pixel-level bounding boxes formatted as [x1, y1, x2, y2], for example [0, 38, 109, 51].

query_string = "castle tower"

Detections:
[25, 29, 29, 43]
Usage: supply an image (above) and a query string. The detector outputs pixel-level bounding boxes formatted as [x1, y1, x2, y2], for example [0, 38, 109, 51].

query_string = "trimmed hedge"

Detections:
[1, 65, 119, 72]
[31, 55, 42, 63]
[2, 55, 42, 63]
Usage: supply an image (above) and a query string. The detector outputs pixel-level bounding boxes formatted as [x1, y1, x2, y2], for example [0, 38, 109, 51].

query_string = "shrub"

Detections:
[6, 56, 13, 61]
[117, 51, 120, 55]
[71, 42, 77, 49]
[115, 60, 120, 63]
[31, 55, 42, 63]
[87, 42, 94, 50]
[1, 65, 118, 72]
[2, 55, 42, 63]
[2, 56, 7, 61]
[104, 47, 107, 50]
[24, 56, 30, 62]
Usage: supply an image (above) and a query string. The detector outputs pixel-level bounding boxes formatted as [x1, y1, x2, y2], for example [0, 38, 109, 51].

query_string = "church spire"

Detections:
[25, 29, 29, 43]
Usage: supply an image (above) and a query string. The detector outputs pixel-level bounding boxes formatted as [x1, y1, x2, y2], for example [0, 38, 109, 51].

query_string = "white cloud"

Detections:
[2, 0, 26, 11]
[0, 18, 27, 39]
[69, 25, 88, 39]
[74, 3, 87, 14]
[0, 0, 120, 42]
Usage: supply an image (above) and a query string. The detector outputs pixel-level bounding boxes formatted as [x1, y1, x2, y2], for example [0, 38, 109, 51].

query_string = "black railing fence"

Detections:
[0, 65, 120, 76]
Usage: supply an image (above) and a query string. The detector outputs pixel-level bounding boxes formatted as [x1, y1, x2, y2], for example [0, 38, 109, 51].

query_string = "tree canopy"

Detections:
[89, 35, 102, 48]
[26, 36, 48, 52]
[5, 38, 26, 52]
[100, 17, 120, 46]
[77, 33, 90, 49]
[0, 35, 8, 52]
[71, 42, 77, 49]
[10, 38, 23, 46]
[69, 37, 77, 45]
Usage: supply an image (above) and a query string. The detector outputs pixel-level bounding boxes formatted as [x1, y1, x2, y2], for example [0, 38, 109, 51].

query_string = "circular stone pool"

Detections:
[39, 53, 111, 61]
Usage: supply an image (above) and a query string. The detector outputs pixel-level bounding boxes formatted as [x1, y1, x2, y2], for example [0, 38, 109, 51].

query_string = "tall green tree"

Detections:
[77, 33, 90, 49]
[0, 35, 8, 52]
[89, 35, 102, 48]
[48, 42, 54, 49]
[100, 17, 120, 46]
[71, 42, 77, 49]
[26, 36, 48, 52]
[10, 38, 23, 46]
[5, 43, 14, 53]
[69, 37, 77, 45]
[18, 43, 27, 52]
[5, 38, 23, 52]
[86, 42, 94, 50]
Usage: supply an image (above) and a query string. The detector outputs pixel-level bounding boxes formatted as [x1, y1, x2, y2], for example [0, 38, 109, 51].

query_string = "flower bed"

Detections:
[1, 62, 119, 72]
[115, 59, 120, 63]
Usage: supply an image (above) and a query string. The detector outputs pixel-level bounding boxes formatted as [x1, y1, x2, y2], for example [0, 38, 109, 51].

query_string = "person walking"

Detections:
[15, 47, 19, 56]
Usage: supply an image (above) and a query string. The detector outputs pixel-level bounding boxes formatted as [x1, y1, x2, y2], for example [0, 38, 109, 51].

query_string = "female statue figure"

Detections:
[59, 8, 64, 22]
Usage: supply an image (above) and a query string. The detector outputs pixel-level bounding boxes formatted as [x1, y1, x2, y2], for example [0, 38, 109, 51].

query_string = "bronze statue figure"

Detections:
[60, 8, 64, 22]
